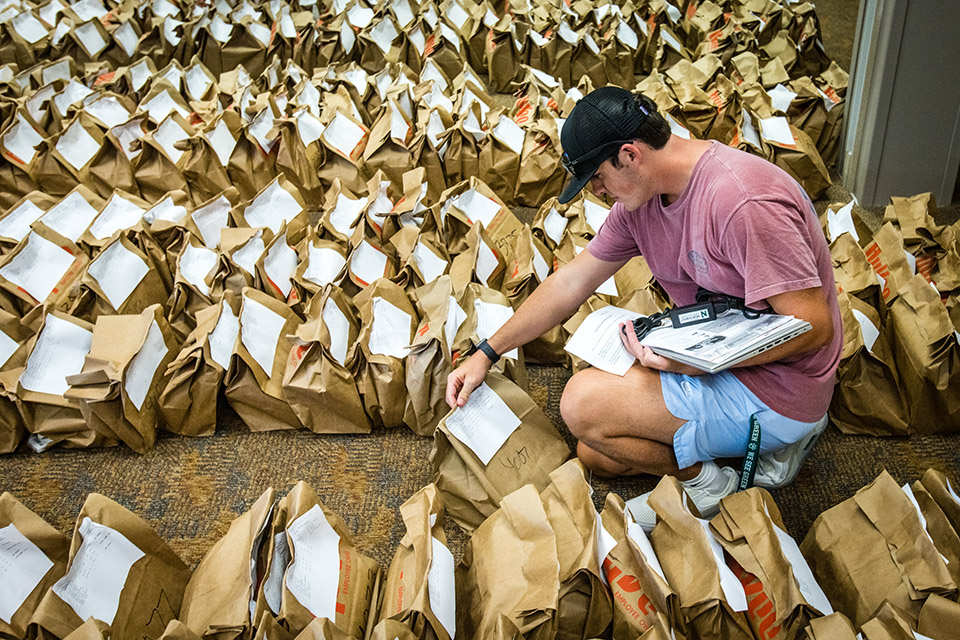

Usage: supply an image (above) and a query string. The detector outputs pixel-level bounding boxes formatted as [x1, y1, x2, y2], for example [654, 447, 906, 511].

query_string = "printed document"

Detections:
[0, 523, 55, 624]
[369, 297, 411, 358]
[20, 315, 92, 397]
[87, 241, 149, 310]
[240, 295, 286, 377]
[445, 382, 521, 465]
[0, 232, 76, 304]
[473, 300, 518, 360]
[304, 245, 346, 287]
[124, 320, 168, 411]
[564, 306, 637, 376]
[208, 302, 239, 370]
[285, 505, 341, 619]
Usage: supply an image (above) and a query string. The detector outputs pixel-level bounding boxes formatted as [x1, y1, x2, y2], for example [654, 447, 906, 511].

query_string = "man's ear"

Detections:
[620, 142, 642, 166]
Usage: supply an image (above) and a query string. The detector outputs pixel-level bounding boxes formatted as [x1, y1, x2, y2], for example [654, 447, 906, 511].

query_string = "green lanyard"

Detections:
[738, 414, 761, 492]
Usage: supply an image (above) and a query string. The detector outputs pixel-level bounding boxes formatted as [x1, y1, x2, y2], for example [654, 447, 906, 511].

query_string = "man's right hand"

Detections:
[445, 351, 494, 408]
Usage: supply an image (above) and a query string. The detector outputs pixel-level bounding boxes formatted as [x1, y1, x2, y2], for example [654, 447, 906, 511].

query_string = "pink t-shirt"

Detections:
[587, 142, 841, 422]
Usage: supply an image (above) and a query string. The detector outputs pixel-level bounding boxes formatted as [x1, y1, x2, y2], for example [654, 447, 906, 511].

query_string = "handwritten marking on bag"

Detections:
[499, 446, 529, 473]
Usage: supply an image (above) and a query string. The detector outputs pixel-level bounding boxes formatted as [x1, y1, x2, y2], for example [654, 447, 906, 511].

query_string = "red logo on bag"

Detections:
[864, 242, 893, 300]
[602, 558, 657, 626]
[729, 557, 782, 640]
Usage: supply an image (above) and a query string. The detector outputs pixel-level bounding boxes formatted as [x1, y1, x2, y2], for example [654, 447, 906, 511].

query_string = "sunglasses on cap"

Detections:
[561, 138, 636, 181]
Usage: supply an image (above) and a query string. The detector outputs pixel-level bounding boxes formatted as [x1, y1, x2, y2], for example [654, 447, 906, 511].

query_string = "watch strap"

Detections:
[476, 338, 500, 364]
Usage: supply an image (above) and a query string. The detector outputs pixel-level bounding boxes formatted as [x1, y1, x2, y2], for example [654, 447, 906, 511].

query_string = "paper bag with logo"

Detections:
[353, 279, 416, 428]
[29, 493, 191, 640]
[430, 371, 570, 531]
[538, 460, 614, 639]
[828, 229, 885, 310]
[0, 224, 88, 316]
[371, 483, 455, 639]
[0, 492, 70, 638]
[264, 482, 380, 639]
[179, 487, 276, 640]
[863, 223, 915, 304]
[281, 285, 371, 434]
[647, 476, 753, 640]
[456, 483, 559, 637]
[886, 275, 960, 433]
[159, 294, 238, 437]
[800, 470, 957, 627]
[15, 311, 110, 452]
[829, 291, 909, 436]
[63, 305, 180, 454]
[224, 288, 304, 432]
[710, 488, 833, 640]
[599, 493, 686, 638]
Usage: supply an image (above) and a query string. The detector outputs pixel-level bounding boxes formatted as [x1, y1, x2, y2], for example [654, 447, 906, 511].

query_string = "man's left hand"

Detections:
[618, 322, 704, 376]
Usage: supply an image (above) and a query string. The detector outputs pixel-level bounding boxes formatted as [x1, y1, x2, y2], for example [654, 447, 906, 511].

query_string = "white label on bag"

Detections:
[768, 84, 797, 114]
[124, 320, 167, 411]
[0, 233, 76, 304]
[41, 59, 71, 85]
[143, 196, 187, 224]
[759, 116, 795, 147]
[349, 240, 388, 287]
[208, 302, 239, 370]
[825, 200, 858, 243]
[741, 109, 762, 150]
[445, 297, 466, 355]
[445, 0, 469, 30]
[304, 246, 346, 287]
[697, 518, 748, 612]
[369, 297, 411, 358]
[206, 119, 236, 166]
[626, 518, 667, 583]
[84, 96, 130, 129]
[665, 113, 691, 140]
[583, 200, 611, 234]
[285, 505, 341, 619]
[339, 18, 356, 55]
[114, 21, 139, 56]
[428, 537, 456, 638]
[153, 116, 190, 164]
[0, 199, 45, 242]
[595, 516, 618, 586]
[264, 531, 289, 614]
[161, 65, 182, 90]
[422, 61, 449, 94]
[247, 21, 270, 47]
[87, 241, 149, 310]
[185, 65, 213, 100]
[41, 190, 99, 242]
[322, 298, 350, 367]
[296, 109, 325, 146]
[191, 195, 231, 249]
[240, 294, 286, 376]
[75, 20, 107, 55]
[71, 0, 107, 21]
[0, 329, 18, 369]
[491, 116, 524, 155]
[264, 236, 297, 298]
[473, 300, 518, 360]
[407, 24, 425, 55]
[448, 189, 501, 228]
[20, 314, 91, 396]
[209, 14, 233, 43]
[142, 90, 189, 124]
[39, 0, 66, 27]
[54, 80, 93, 117]
[112, 119, 145, 161]
[422, 3, 438, 29]
[770, 521, 833, 614]
[370, 17, 398, 54]
[0, 523, 55, 624]
[543, 207, 568, 245]
[179, 243, 217, 297]
[616, 20, 638, 49]
[233, 231, 266, 276]
[414, 241, 447, 284]
[391, 0, 413, 28]
[153, 0, 179, 17]
[128, 60, 152, 93]
[323, 112, 366, 160]
[26, 84, 55, 122]
[850, 308, 879, 353]
[245, 180, 302, 233]
[445, 382, 521, 465]
[440, 23, 460, 52]
[564, 305, 636, 376]
[346, 3, 374, 28]
[475, 241, 499, 287]
[249, 108, 277, 153]
[4, 113, 44, 166]
[12, 12, 48, 44]
[52, 518, 144, 625]
[89, 194, 144, 240]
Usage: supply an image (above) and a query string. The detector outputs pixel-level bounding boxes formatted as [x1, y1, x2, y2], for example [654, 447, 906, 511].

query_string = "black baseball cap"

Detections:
[558, 86, 651, 204]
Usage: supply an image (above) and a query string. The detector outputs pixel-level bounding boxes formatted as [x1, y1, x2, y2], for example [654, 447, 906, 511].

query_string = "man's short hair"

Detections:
[630, 93, 671, 150]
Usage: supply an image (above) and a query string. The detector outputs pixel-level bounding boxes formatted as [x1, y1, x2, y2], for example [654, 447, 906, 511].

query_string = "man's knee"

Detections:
[576, 441, 630, 478]
[560, 370, 601, 440]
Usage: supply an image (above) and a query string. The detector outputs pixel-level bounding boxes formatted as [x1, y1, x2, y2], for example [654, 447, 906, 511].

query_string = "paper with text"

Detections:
[565, 306, 636, 375]
[20, 315, 92, 396]
[448, 189, 501, 228]
[88, 194, 144, 240]
[87, 241, 149, 310]
[41, 191, 99, 242]
[323, 111, 366, 160]
[0, 232, 77, 304]
[428, 537, 456, 638]
[206, 119, 236, 166]
[233, 231, 266, 276]
[3, 114, 44, 165]
[56, 121, 99, 171]
[153, 115, 190, 164]
[445, 382, 521, 465]
[330, 192, 365, 236]
[52, 517, 145, 625]
[240, 296, 286, 377]
[543, 207, 568, 245]
[350, 240, 388, 287]
[475, 242, 499, 287]
[369, 297, 411, 358]
[245, 181, 302, 234]
[759, 116, 795, 147]
[323, 298, 350, 367]
[304, 246, 346, 287]
[474, 300, 518, 360]
[191, 196, 231, 249]
[84, 96, 130, 129]
[124, 320, 167, 411]
[179, 243, 217, 297]
[414, 241, 447, 283]
[0, 199, 45, 242]
[264, 237, 297, 298]
[143, 197, 187, 225]
[264, 531, 289, 615]
[0, 523, 55, 624]
[208, 303, 239, 370]
[285, 505, 341, 619]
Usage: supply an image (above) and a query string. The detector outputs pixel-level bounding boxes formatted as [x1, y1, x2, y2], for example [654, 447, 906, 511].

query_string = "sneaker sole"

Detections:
[753, 415, 829, 489]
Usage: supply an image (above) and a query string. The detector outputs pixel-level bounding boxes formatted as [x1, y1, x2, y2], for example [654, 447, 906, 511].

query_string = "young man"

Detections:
[445, 86, 842, 529]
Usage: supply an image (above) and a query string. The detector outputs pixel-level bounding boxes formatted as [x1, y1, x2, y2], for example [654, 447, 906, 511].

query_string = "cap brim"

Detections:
[557, 169, 595, 205]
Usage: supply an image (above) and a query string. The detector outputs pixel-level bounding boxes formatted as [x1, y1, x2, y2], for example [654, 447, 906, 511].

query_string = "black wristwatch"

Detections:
[476, 338, 500, 364]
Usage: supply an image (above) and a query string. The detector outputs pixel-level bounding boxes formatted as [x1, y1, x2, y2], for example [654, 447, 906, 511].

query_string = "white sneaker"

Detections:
[625, 462, 740, 532]
[753, 414, 829, 489]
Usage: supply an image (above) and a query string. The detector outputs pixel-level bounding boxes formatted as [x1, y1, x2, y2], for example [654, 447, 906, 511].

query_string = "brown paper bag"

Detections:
[515, 117, 564, 208]
[456, 484, 559, 638]
[268, 482, 380, 639]
[886, 275, 960, 432]
[64, 304, 180, 454]
[234, 176, 310, 247]
[430, 371, 570, 532]
[801, 612, 858, 640]
[281, 285, 371, 434]
[158, 294, 238, 437]
[208, 226, 270, 304]
[647, 476, 754, 640]
[917, 593, 960, 639]
[292, 618, 358, 640]
[599, 493, 686, 638]
[864, 223, 916, 303]
[710, 488, 831, 640]
[180, 487, 276, 640]
[860, 601, 917, 640]
[919, 468, 960, 535]
[539, 460, 614, 639]
[0, 492, 70, 638]
[224, 287, 304, 432]
[353, 278, 416, 428]
[478, 111, 523, 208]
[30, 493, 191, 640]
[158, 620, 203, 640]
[800, 469, 957, 627]
[0, 191, 58, 253]
[910, 479, 960, 589]
[373, 483, 454, 639]
[0, 224, 89, 315]
[166, 235, 218, 340]
[829, 232, 885, 314]
[448, 222, 506, 294]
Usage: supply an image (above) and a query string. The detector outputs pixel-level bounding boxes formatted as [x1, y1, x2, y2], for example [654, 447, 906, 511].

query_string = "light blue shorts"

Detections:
[660, 370, 822, 470]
